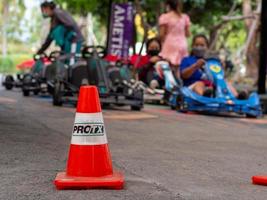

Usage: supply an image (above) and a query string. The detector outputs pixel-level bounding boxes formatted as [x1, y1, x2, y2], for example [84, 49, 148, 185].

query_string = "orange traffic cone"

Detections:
[252, 175, 267, 186]
[54, 86, 124, 190]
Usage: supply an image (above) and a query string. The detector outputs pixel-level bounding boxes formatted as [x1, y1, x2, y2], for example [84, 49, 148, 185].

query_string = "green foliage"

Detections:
[218, 21, 246, 50]
[55, 0, 111, 22]
[0, 57, 14, 73]
[0, 54, 31, 73]
[0, 0, 26, 43]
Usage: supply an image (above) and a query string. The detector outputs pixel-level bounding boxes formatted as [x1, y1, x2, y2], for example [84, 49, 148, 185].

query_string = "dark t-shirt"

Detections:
[38, 8, 84, 54]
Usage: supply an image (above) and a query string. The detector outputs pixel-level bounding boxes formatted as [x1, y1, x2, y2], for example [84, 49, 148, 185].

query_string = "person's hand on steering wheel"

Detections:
[195, 59, 206, 69]
[33, 52, 47, 61]
[82, 46, 106, 59]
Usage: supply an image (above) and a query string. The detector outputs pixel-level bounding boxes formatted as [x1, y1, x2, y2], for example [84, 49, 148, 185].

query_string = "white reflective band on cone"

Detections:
[71, 112, 108, 145]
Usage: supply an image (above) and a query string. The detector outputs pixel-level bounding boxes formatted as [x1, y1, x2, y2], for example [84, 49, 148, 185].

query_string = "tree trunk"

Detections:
[243, 0, 253, 30]
[243, 0, 261, 79]
[1, 0, 9, 57]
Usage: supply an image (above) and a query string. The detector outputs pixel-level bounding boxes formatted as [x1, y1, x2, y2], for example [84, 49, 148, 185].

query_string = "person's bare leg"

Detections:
[190, 81, 205, 96]
[227, 82, 238, 97]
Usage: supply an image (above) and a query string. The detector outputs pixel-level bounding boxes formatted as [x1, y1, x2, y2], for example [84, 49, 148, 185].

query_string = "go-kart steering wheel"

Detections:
[49, 51, 64, 62]
[95, 46, 106, 58]
[115, 58, 130, 68]
[82, 45, 106, 59]
[33, 53, 47, 61]
[82, 46, 95, 58]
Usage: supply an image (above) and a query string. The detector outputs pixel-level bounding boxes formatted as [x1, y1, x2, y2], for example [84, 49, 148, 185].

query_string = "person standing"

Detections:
[159, 0, 191, 71]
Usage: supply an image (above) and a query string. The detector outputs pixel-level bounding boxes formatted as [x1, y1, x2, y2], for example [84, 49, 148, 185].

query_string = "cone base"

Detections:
[54, 171, 124, 190]
[252, 175, 267, 186]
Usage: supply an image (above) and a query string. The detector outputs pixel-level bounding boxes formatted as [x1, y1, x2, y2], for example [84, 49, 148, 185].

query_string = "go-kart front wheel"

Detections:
[34, 90, 40, 95]
[4, 75, 14, 90]
[131, 105, 142, 111]
[171, 94, 183, 111]
[53, 81, 64, 106]
[179, 99, 188, 113]
[246, 114, 258, 119]
[22, 89, 30, 97]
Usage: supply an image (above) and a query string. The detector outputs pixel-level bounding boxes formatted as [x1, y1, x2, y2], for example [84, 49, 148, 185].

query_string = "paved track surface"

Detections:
[1, 88, 267, 200]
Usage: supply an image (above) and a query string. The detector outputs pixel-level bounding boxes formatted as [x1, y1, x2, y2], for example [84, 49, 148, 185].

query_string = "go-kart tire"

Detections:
[53, 81, 63, 106]
[33, 90, 40, 95]
[246, 114, 257, 119]
[23, 89, 30, 97]
[102, 103, 110, 109]
[131, 105, 141, 111]
[4, 75, 14, 90]
[172, 94, 184, 111]
[179, 100, 188, 113]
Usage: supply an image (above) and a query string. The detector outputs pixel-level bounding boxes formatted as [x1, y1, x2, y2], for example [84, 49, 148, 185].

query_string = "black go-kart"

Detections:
[52, 46, 144, 111]
[21, 52, 65, 96]
[21, 53, 49, 96]
[2, 74, 24, 90]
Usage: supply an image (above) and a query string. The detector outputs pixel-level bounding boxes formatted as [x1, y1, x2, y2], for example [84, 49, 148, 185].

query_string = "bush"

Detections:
[0, 54, 31, 73]
[0, 57, 14, 73]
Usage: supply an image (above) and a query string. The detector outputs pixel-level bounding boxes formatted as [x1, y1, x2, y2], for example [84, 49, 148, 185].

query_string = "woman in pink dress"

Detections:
[159, 0, 191, 69]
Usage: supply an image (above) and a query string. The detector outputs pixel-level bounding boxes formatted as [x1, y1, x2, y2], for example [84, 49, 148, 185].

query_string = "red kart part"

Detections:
[16, 58, 51, 70]
[130, 54, 150, 69]
[16, 59, 35, 70]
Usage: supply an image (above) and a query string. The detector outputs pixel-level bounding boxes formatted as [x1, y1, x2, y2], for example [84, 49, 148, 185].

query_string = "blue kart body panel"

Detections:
[169, 58, 262, 117]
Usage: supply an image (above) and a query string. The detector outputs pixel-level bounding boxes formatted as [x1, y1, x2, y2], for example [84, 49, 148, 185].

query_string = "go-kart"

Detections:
[21, 53, 54, 96]
[141, 61, 180, 105]
[2, 59, 36, 90]
[169, 57, 262, 118]
[2, 74, 23, 90]
[52, 46, 144, 110]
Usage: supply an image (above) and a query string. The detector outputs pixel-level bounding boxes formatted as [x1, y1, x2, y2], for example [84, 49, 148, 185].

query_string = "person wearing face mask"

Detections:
[131, 38, 163, 87]
[180, 34, 246, 98]
[37, 1, 84, 65]
[180, 34, 212, 96]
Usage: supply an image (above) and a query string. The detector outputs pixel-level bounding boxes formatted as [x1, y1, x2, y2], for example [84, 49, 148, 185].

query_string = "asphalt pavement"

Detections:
[1, 87, 267, 200]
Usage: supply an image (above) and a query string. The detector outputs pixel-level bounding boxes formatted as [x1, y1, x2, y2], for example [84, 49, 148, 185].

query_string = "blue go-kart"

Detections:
[165, 58, 262, 118]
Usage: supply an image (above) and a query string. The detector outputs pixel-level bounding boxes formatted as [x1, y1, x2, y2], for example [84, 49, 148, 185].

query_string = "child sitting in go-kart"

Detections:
[180, 34, 247, 99]
[131, 38, 166, 89]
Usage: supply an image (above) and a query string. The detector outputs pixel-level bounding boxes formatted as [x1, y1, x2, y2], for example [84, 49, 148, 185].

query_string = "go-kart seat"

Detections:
[44, 61, 68, 81]
[69, 60, 88, 88]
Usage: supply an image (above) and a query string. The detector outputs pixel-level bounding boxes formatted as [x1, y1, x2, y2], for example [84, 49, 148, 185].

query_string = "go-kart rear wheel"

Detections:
[131, 105, 142, 111]
[22, 74, 33, 97]
[246, 114, 257, 119]
[53, 81, 63, 106]
[23, 89, 30, 97]
[171, 105, 176, 110]
[174, 94, 184, 111]
[179, 99, 188, 113]
[33, 90, 40, 95]
[102, 103, 110, 109]
[4, 75, 14, 90]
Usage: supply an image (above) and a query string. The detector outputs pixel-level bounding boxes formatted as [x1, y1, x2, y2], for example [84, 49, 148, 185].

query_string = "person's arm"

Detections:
[159, 25, 167, 43]
[159, 14, 167, 43]
[149, 56, 161, 64]
[37, 34, 53, 54]
[185, 25, 191, 38]
[184, 14, 191, 38]
[181, 59, 205, 79]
